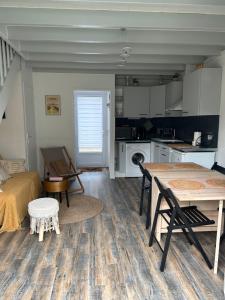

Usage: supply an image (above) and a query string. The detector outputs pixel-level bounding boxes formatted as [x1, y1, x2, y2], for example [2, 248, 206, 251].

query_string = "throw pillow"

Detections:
[0, 166, 11, 183]
[0, 159, 26, 175]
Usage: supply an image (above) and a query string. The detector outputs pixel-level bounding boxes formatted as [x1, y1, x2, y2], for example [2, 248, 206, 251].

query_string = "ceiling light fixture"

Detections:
[120, 46, 132, 58]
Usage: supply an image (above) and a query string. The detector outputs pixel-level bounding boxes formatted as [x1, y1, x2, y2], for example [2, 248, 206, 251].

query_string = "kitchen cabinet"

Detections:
[151, 142, 160, 162]
[123, 87, 150, 118]
[159, 145, 170, 162]
[170, 149, 215, 168]
[150, 85, 166, 118]
[151, 142, 170, 163]
[182, 68, 222, 116]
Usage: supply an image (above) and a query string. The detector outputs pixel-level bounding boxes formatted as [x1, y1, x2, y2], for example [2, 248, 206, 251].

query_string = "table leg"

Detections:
[214, 200, 223, 274]
[152, 180, 161, 241]
[65, 190, 69, 207]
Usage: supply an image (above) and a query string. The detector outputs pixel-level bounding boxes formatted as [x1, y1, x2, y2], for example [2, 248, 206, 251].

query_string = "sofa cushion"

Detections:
[0, 159, 26, 175]
[0, 166, 11, 183]
[0, 171, 41, 232]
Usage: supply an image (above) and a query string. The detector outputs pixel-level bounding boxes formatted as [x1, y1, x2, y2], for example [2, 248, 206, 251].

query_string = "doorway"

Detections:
[74, 90, 109, 168]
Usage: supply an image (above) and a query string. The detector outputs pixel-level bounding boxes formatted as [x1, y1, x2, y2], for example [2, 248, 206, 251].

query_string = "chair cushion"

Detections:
[50, 160, 74, 177]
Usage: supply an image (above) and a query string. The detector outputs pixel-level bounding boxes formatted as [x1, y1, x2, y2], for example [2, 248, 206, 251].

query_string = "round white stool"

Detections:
[28, 197, 60, 242]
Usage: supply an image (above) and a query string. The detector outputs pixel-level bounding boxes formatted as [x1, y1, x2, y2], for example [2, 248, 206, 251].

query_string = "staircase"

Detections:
[0, 38, 16, 89]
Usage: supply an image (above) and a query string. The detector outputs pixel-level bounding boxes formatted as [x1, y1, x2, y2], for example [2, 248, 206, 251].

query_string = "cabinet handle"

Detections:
[183, 111, 189, 114]
[139, 114, 148, 116]
[162, 147, 167, 150]
[156, 113, 163, 116]
[161, 154, 166, 157]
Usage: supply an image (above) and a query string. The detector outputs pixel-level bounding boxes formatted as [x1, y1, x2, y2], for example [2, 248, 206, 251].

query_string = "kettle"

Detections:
[192, 131, 201, 146]
[201, 132, 214, 147]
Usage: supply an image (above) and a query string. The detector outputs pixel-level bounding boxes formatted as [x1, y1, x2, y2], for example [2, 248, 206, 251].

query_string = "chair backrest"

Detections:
[138, 162, 152, 181]
[40, 146, 76, 177]
[211, 162, 225, 175]
[154, 176, 179, 211]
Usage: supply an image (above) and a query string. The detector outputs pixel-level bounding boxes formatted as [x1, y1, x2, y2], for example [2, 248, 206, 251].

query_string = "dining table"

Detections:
[143, 162, 225, 274]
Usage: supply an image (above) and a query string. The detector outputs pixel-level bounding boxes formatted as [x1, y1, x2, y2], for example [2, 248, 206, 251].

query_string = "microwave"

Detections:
[115, 127, 133, 140]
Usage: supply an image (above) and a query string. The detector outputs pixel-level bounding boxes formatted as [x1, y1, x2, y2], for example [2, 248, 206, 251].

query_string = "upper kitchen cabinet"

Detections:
[123, 87, 150, 118]
[165, 81, 183, 117]
[182, 68, 222, 116]
[150, 85, 166, 118]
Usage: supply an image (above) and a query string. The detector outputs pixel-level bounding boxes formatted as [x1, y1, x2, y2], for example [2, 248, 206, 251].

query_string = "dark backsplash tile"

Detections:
[116, 115, 219, 147]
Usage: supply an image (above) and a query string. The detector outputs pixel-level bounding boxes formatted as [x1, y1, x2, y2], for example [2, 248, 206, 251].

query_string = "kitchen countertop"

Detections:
[151, 138, 217, 153]
[115, 139, 151, 143]
[115, 138, 217, 152]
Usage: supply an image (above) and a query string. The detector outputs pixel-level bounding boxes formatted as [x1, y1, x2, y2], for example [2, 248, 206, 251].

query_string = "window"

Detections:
[77, 95, 103, 153]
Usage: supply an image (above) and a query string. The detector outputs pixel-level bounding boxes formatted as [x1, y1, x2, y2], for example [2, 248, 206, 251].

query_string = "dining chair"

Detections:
[149, 176, 215, 272]
[211, 162, 225, 175]
[138, 162, 152, 229]
[211, 162, 225, 242]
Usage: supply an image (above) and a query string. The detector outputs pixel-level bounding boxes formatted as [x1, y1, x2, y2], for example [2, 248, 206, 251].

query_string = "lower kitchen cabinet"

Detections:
[151, 142, 171, 163]
[159, 145, 170, 162]
[170, 149, 215, 168]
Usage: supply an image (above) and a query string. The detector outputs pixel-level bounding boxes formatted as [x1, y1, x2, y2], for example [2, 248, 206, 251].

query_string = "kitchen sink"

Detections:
[153, 138, 184, 143]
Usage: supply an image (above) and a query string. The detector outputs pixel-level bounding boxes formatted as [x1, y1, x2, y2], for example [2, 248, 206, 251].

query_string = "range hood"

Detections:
[166, 98, 183, 111]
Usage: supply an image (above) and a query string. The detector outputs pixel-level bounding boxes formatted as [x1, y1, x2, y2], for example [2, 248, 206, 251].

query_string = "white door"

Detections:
[74, 91, 108, 167]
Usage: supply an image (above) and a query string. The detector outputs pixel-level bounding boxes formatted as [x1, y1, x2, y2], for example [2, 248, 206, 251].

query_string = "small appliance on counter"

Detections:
[201, 132, 214, 148]
[192, 131, 201, 146]
[115, 126, 133, 140]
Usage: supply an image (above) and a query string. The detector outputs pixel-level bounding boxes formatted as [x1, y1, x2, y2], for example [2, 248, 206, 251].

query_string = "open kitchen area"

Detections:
[3, 1, 225, 299]
[112, 58, 225, 287]
[115, 69, 221, 177]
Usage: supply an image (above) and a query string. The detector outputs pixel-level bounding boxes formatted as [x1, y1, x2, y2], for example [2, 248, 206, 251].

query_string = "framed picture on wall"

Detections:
[45, 95, 61, 116]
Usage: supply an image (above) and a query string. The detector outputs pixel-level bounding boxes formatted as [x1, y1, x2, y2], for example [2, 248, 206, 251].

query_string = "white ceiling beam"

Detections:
[26, 53, 204, 64]
[8, 27, 225, 47]
[29, 61, 185, 71]
[2, 8, 225, 32]
[1, 0, 225, 15]
[31, 67, 181, 76]
[20, 41, 222, 56]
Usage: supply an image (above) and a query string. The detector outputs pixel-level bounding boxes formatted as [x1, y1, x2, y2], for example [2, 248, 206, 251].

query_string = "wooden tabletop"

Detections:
[156, 171, 225, 202]
[144, 162, 207, 173]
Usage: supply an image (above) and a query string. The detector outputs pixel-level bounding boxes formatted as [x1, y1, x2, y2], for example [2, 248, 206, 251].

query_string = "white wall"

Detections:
[205, 52, 225, 166]
[0, 56, 27, 159]
[32, 72, 115, 178]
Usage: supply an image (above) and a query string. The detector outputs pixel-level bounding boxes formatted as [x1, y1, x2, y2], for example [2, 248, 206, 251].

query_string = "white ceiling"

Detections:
[1, 0, 225, 82]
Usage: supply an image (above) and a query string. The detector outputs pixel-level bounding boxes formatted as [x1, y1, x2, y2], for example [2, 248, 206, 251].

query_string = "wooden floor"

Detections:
[0, 171, 225, 299]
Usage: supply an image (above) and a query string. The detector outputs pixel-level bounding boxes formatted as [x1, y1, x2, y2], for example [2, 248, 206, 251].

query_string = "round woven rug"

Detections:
[59, 194, 103, 224]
